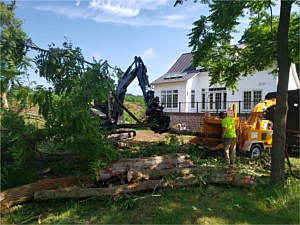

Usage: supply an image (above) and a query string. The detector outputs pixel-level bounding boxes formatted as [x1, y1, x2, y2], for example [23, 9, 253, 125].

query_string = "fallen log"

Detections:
[96, 153, 194, 181]
[34, 173, 256, 201]
[127, 166, 224, 182]
[0, 176, 94, 210]
[127, 167, 257, 187]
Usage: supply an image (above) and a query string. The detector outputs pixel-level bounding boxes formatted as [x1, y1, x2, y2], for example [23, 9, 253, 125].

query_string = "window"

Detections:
[223, 92, 227, 109]
[253, 90, 262, 105]
[209, 93, 213, 109]
[201, 88, 227, 111]
[215, 92, 221, 110]
[244, 91, 252, 110]
[191, 90, 195, 108]
[164, 73, 183, 80]
[172, 90, 178, 108]
[161, 91, 166, 106]
[161, 90, 178, 108]
[202, 93, 205, 109]
[208, 87, 226, 91]
[243, 90, 262, 110]
[167, 90, 172, 108]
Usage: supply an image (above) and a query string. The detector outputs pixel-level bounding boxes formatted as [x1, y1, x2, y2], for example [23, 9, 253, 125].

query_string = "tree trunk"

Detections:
[96, 153, 194, 182]
[127, 166, 225, 182]
[271, 0, 292, 186]
[1, 91, 9, 109]
[34, 173, 256, 201]
[1, 166, 257, 206]
[0, 176, 94, 210]
[126, 166, 256, 185]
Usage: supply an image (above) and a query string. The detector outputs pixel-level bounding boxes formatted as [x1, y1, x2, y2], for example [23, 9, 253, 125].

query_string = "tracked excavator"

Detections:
[90, 56, 170, 140]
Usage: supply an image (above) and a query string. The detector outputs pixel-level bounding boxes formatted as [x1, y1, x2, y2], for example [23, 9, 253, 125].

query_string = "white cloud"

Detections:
[157, 14, 190, 28]
[162, 14, 187, 21]
[90, 13, 191, 29]
[31, 1, 192, 29]
[88, 0, 168, 18]
[75, 0, 81, 7]
[32, 5, 93, 20]
[89, 0, 139, 17]
[141, 48, 156, 59]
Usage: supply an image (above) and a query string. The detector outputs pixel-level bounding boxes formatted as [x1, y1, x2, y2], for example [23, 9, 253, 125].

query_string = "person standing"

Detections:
[219, 112, 237, 165]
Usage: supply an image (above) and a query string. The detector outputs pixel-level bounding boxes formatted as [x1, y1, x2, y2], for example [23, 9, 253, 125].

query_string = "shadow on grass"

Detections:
[2, 178, 299, 224]
[149, 181, 299, 224]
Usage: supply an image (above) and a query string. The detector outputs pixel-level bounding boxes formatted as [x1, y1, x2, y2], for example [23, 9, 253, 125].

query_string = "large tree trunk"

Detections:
[126, 166, 256, 185]
[0, 176, 94, 210]
[127, 166, 225, 182]
[34, 173, 256, 201]
[96, 153, 194, 182]
[271, 0, 292, 186]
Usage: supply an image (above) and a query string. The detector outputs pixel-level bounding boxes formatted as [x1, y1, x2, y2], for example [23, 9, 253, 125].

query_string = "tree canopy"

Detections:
[0, 1, 31, 108]
[0, 1, 121, 188]
[176, 0, 299, 90]
[175, 0, 299, 186]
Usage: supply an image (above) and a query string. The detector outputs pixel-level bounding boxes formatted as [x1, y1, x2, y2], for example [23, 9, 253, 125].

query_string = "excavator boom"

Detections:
[108, 56, 170, 134]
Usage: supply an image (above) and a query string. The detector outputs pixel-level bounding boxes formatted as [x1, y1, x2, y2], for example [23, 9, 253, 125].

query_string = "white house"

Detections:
[152, 53, 300, 113]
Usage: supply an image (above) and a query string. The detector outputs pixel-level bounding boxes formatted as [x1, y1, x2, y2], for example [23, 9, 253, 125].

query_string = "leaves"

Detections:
[2, 15, 120, 188]
[0, 2, 30, 96]
[0, 110, 40, 188]
[31, 40, 121, 175]
[183, 0, 299, 90]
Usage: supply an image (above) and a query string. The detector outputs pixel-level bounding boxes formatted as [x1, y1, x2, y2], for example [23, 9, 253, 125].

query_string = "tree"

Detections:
[175, 0, 299, 186]
[0, 1, 30, 109]
[1, 1, 121, 187]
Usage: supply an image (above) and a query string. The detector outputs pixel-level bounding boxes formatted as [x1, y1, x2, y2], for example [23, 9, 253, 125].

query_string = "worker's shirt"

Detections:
[222, 117, 236, 138]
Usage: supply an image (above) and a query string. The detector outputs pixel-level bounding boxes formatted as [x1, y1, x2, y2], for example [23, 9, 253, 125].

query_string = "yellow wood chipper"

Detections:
[190, 99, 276, 159]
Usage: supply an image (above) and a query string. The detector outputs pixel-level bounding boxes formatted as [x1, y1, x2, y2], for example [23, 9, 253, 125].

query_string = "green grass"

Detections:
[1, 136, 299, 224]
[2, 176, 299, 224]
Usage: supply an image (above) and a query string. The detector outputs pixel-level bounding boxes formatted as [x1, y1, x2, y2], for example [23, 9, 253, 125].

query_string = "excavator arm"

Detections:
[109, 56, 170, 133]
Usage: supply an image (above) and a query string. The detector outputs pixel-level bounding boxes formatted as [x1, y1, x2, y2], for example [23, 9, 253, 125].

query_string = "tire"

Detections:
[249, 144, 263, 159]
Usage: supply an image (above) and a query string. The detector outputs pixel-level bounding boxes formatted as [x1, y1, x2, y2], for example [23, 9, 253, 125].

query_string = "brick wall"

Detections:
[168, 112, 248, 132]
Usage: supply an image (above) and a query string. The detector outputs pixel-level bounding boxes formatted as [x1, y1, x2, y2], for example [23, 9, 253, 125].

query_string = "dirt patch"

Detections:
[133, 130, 168, 142]
[132, 130, 193, 143]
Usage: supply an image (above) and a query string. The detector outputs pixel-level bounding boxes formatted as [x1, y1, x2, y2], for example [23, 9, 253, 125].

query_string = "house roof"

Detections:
[151, 53, 199, 85]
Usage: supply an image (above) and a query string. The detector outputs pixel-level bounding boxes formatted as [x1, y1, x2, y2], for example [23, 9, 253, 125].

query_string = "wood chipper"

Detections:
[190, 99, 276, 159]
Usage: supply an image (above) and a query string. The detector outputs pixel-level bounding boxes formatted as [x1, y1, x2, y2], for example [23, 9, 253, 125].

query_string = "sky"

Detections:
[11, 0, 251, 94]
